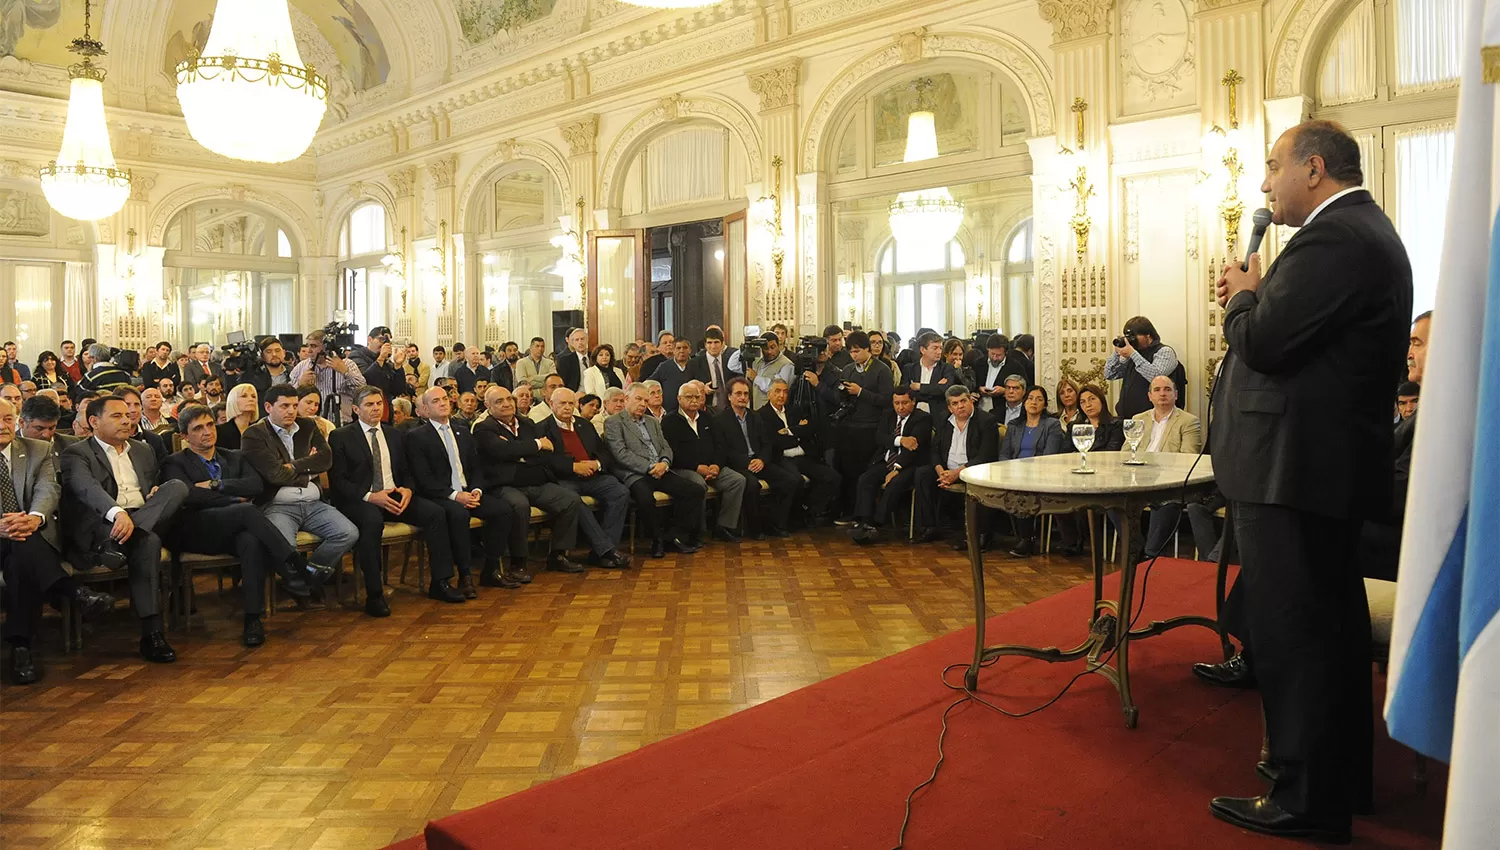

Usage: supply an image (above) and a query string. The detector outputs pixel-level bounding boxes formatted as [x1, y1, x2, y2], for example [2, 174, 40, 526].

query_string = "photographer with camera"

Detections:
[1105, 315, 1185, 420]
[289, 326, 367, 425]
[821, 331, 893, 522]
[746, 332, 793, 410]
[237, 337, 293, 400]
[347, 326, 409, 418]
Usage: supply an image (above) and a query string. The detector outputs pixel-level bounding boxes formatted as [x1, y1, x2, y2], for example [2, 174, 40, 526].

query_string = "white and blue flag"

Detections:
[1385, 0, 1500, 846]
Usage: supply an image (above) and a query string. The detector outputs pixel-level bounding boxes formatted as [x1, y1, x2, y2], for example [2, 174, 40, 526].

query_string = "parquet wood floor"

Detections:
[0, 531, 1093, 850]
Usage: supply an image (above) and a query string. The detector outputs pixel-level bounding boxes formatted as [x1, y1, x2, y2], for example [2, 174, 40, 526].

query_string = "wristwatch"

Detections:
[210, 479, 222, 490]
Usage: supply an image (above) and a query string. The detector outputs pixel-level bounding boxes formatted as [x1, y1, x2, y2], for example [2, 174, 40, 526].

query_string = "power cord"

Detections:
[890, 354, 1231, 849]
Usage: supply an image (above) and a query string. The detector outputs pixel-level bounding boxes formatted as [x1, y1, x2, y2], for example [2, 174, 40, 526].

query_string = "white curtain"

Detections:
[1395, 125, 1456, 317]
[646, 127, 726, 210]
[1396, 0, 1462, 88]
[64, 261, 95, 343]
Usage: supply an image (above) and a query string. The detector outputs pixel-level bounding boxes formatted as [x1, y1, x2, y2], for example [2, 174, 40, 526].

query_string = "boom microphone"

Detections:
[1241, 208, 1273, 271]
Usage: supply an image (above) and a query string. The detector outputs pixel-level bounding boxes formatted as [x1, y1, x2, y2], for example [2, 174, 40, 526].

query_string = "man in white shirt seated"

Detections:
[530, 374, 565, 424]
[1130, 375, 1203, 559]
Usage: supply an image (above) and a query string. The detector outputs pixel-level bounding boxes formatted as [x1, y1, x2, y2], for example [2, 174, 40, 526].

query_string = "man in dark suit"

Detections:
[471, 385, 585, 578]
[899, 331, 960, 416]
[1208, 120, 1412, 841]
[554, 327, 592, 392]
[848, 388, 930, 543]
[973, 334, 1030, 416]
[913, 386, 998, 545]
[452, 347, 491, 395]
[662, 380, 746, 542]
[60, 396, 189, 663]
[405, 387, 517, 588]
[638, 331, 673, 383]
[758, 377, 840, 525]
[685, 328, 743, 413]
[716, 377, 799, 537]
[536, 388, 632, 568]
[328, 387, 466, 615]
[649, 338, 696, 414]
[824, 331, 893, 519]
[2, 398, 114, 684]
[163, 405, 317, 646]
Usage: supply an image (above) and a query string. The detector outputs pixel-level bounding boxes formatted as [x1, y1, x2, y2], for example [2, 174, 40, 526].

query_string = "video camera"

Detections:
[321, 319, 360, 358]
[738, 325, 767, 368]
[220, 330, 257, 372]
[793, 334, 827, 375]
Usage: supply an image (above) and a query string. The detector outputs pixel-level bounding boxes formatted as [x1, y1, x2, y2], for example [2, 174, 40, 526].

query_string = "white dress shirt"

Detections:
[917, 362, 935, 412]
[268, 421, 321, 503]
[1302, 186, 1362, 228]
[769, 405, 803, 458]
[946, 415, 971, 469]
[683, 411, 701, 436]
[363, 423, 396, 497]
[981, 359, 1006, 411]
[94, 437, 144, 520]
[1146, 409, 1174, 454]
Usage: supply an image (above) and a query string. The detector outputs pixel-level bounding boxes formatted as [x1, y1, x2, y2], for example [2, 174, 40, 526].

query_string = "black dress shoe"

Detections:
[765, 526, 791, 539]
[139, 632, 177, 663]
[504, 559, 534, 584]
[1056, 543, 1084, 556]
[546, 553, 586, 574]
[364, 595, 392, 618]
[1192, 652, 1257, 688]
[91, 543, 127, 570]
[304, 563, 336, 591]
[712, 526, 741, 543]
[669, 537, 700, 554]
[650, 539, 667, 559]
[73, 585, 116, 620]
[457, 574, 478, 598]
[242, 616, 265, 648]
[913, 527, 944, 544]
[1209, 795, 1350, 844]
[428, 582, 466, 603]
[1008, 538, 1037, 557]
[9, 646, 41, 685]
[603, 551, 632, 569]
[480, 568, 521, 589]
[1256, 760, 1281, 784]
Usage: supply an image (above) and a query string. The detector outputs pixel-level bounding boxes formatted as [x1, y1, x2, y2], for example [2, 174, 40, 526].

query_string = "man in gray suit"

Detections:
[61, 396, 189, 664]
[604, 383, 705, 559]
[1, 399, 114, 684]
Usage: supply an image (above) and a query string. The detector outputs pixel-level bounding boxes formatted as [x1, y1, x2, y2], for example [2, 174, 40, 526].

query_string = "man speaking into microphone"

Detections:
[1210, 120, 1411, 842]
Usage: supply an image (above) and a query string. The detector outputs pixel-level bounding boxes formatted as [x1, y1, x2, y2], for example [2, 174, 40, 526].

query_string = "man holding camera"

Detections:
[819, 331, 893, 522]
[238, 337, 293, 399]
[348, 326, 409, 415]
[747, 332, 793, 410]
[289, 327, 367, 424]
[1106, 316, 1183, 420]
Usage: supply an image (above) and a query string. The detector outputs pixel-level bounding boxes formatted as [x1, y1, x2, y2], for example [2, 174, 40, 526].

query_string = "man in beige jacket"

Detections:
[1132, 376, 1202, 557]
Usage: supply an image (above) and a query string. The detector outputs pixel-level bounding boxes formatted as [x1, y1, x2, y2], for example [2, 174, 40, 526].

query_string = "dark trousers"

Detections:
[69, 480, 188, 622]
[337, 495, 454, 596]
[513, 482, 583, 553]
[731, 461, 802, 531]
[560, 474, 629, 555]
[2, 536, 69, 642]
[432, 497, 509, 574]
[627, 472, 705, 540]
[492, 487, 538, 558]
[853, 463, 915, 525]
[1234, 501, 1370, 822]
[913, 467, 965, 530]
[777, 455, 840, 520]
[834, 426, 877, 514]
[174, 503, 296, 616]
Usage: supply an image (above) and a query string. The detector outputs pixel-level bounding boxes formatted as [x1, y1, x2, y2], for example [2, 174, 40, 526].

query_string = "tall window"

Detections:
[1002, 218, 1034, 334]
[338, 203, 395, 334]
[877, 239, 966, 344]
[163, 205, 299, 344]
[0, 263, 61, 356]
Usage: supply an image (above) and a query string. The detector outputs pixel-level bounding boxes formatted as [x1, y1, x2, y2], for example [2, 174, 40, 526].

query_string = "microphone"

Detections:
[1241, 208, 1273, 271]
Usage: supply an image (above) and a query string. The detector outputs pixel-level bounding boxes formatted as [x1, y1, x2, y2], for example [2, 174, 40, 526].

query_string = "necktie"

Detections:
[0, 449, 19, 514]
[440, 425, 465, 492]
[712, 358, 724, 407]
[887, 418, 905, 462]
[368, 428, 384, 492]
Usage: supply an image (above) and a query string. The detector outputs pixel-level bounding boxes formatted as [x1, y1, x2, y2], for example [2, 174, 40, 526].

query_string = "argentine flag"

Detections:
[1385, 0, 1500, 845]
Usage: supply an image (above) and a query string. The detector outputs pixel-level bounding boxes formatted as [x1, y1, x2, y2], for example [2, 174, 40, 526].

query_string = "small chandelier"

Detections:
[39, 0, 131, 222]
[176, 0, 328, 163]
[888, 79, 964, 249]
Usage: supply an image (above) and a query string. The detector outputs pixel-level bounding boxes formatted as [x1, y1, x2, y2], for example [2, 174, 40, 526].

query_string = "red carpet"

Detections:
[404, 560, 1445, 849]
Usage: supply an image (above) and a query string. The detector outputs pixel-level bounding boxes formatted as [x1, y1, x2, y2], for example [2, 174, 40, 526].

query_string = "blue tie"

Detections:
[440, 424, 465, 492]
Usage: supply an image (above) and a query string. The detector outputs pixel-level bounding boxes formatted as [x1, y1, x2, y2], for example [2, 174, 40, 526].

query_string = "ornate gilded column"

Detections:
[561, 114, 599, 325]
[100, 174, 161, 350]
[425, 155, 458, 346]
[747, 59, 801, 329]
[388, 166, 416, 342]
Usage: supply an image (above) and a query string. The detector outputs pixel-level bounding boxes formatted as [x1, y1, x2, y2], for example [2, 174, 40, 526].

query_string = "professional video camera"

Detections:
[220, 330, 257, 372]
[973, 327, 998, 347]
[738, 325, 767, 368]
[321, 319, 360, 358]
[792, 334, 827, 374]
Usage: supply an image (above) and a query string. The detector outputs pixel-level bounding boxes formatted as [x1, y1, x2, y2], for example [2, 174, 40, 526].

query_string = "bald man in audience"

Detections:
[537, 387, 632, 568]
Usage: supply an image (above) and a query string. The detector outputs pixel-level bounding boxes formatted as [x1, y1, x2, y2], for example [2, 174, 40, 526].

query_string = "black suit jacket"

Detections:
[1212, 190, 1413, 520]
[472, 415, 555, 487]
[714, 407, 771, 471]
[162, 447, 265, 510]
[537, 416, 613, 479]
[898, 360, 961, 411]
[405, 419, 488, 501]
[239, 417, 333, 502]
[661, 410, 726, 471]
[453, 364, 490, 395]
[555, 350, 591, 392]
[328, 422, 416, 505]
[639, 353, 668, 384]
[871, 408, 933, 469]
[60, 438, 164, 555]
[132, 426, 168, 464]
[932, 408, 1000, 469]
[756, 403, 816, 463]
[685, 350, 742, 389]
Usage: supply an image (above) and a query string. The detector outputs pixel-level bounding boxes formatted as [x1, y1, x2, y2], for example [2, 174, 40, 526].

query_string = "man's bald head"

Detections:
[420, 387, 452, 421]
[484, 385, 516, 420]
[1148, 375, 1178, 412]
[551, 387, 578, 423]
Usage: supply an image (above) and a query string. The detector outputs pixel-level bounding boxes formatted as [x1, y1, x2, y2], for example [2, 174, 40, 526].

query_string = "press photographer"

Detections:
[1105, 316, 1185, 419]
[347, 326, 410, 417]
[819, 331, 892, 521]
[289, 322, 367, 425]
[745, 332, 793, 410]
[237, 336, 293, 399]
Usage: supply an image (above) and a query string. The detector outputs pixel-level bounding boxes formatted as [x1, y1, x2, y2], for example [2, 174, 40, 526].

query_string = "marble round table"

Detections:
[958, 452, 1229, 728]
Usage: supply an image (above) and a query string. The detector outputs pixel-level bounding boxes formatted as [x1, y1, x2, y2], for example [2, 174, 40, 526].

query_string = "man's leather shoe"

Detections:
[9, 646, 41, 684]
[304, 563, 336, 591]
[364, 595, 391, 618]
[712, 526, 741, 543]
[1209, 795, 1350, 844]
[91, 543, 127, 570]
[1256, 760, 1281, 784]
[139, 632, 177, 663]
[1192, 652, 1256, 688]
[669, 537, 700, 554]
[913, 527, 944, 544]
[73, 585, 116, 620]
[242, 616, 265, 648]
[480, 568, 521, 589]
[428, 582, 465, 603]
[603, 550, 632, 569]
[457, 574, 478, 598]
[547, 553, 586, 574]
[765, 526, 792, 539]
[1008, 538, 1037, 557]
[504, 558, 533, 584]
[650, 539, 667, 559]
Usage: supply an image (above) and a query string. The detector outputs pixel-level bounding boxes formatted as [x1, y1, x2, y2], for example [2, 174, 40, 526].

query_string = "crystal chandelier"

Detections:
[176, 0, 328, 163]
[38, 0, 131, 222]
[888, 79, 964, 249]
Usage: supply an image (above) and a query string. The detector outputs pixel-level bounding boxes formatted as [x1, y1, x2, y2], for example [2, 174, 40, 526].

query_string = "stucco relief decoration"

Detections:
[1119, 0, 1194, 108]
[148, 184, 314, 250]
[747, 61, 801, 113]
[1037, 0, 1115, 42]
[389, 167, 416, 198]
[428, 156, 458, 189]
[0, 188, 49, 237]
[496, 139, 520, 163]
[1272, 0, 1324, 97]
[896, 28, 928, 64]
[561, 115, 598, 157]
[129, 174, 158, 203]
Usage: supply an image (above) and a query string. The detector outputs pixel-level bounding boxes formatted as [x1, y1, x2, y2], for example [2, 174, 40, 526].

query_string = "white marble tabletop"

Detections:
[959, 453, 1215, 496]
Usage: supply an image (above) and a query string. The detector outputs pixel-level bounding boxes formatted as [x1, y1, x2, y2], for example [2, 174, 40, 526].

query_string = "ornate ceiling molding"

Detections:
[147, 184, 316, 255]
[1268, 0, 1345, 97]
[1037, 0, 1115, 43]
[598, 94, 765, 210]
[455, 139, 574, 231]
[799, 28, 1055, 173]
[747, 58, 803, 113]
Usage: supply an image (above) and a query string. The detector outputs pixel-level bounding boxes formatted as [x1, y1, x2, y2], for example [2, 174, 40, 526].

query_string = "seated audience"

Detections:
[996, 375, 1027, 426]
[531, 373, 565, 424]
[651, 338, 695, 413]
[1000, 385, 1071, 557]
[849, 387, 931, 543]
[605, 383, 706, 558]
[1395, 380, 1419, 421]
[593, 387, 625, 430]
[758, 377, 840, 524]
[748, 332, 795, 410]
[1072, 384, 1124, 452]
[577, 393, 601, 421]
[328, 387, 466, 614]
[296, 386, 336, 438]
[32, 350, 72, 395]
[1054, 377, 1081, 428]
[914, 385, 999, 547]
[509, 384, 532, 422]
[717, 377, 800, 538]
[513, 337, 556, 391]
[1128, 376, 1204, 560]
[643, 380, 667, 421]
[75, 343, 133, 402]
[582, 344, 627, 398]
[538, 388, 632, 569]
[113, 386, 168, 464]
[140, 388, 175, 435]
[392, 396, 420, 431]
[662, 380, 746, 542]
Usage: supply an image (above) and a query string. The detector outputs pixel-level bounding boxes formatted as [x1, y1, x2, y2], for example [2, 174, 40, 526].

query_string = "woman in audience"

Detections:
[577, 393, 602, 421]
[1055, 377, 1081, 427]
[0, 348, 20, 384]
[1001, 386, 1069, 557]
[296, 386, 336, 438]
[32, 350, 72, 394]
[583, 344, 627, 397]
[869, 331, 898, 376]
[943, 338, 978, 393]
[1074, 384, 1124, 452]
[218, 383, 259, 450]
